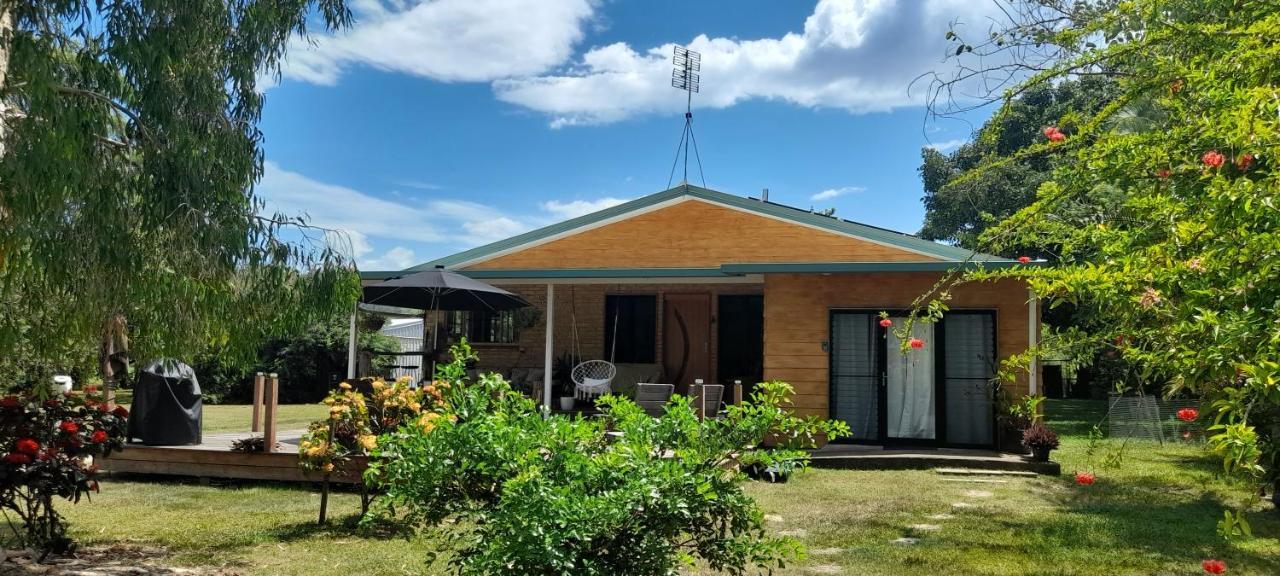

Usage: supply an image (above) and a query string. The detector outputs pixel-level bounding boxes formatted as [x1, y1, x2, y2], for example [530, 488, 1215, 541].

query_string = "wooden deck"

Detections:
[99, 430, 365, 484]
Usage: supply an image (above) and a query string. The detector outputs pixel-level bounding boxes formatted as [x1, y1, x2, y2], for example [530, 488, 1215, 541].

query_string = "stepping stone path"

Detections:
[764, 514, 785, 523]
[963, 490, 993, 498]
[927, 513, 955, 520]
[908, 524, 942, 532]
[807, 565, 843, 574]
[809, 548, 843, 556]
[890, 537, 920, 546]
[951, 501, 976, 508]
[777, 528, 808, 538]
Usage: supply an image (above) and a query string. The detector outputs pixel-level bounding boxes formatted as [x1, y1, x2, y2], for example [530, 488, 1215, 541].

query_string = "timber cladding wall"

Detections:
[763, 273, 1037, 418]
[467, 199, 940, 269]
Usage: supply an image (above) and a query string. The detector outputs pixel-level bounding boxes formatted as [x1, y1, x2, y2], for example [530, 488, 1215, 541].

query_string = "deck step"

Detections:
[935, 467, 1038, 477]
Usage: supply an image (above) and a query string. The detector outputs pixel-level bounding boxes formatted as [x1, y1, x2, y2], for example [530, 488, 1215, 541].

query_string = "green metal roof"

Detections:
[358, 261, 1041, 281]
[401, 184, 1009, 271]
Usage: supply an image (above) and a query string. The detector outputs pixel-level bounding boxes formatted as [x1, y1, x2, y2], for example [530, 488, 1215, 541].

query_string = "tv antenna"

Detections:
[667, 45, 705, 189]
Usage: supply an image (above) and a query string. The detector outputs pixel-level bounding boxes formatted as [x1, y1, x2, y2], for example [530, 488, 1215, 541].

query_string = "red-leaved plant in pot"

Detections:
[1022, 423, 1060, 462]
[0, 385, 128, 555]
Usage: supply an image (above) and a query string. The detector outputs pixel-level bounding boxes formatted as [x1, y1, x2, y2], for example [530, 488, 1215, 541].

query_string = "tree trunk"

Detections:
[98, 313, 128, 407]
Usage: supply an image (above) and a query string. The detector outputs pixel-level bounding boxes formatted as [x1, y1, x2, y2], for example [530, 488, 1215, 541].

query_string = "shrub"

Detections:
[1022, 423, 1060, 451]
[298, 375, 440, 476]
[0, 386, 128, 553]
[367, 343, 849, 576]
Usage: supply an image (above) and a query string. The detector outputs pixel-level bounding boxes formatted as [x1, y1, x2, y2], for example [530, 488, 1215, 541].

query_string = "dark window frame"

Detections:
[447, 309, 518, 344]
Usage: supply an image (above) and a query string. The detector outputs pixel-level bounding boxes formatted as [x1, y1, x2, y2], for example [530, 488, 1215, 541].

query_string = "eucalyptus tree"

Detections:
[0, 0, 359, 394]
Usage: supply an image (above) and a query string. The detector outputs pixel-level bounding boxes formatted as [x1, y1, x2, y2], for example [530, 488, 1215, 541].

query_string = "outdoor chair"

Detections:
[635, 383, 675, 416]
[693, 384, 725, 419]
[572, 360, 617, 400]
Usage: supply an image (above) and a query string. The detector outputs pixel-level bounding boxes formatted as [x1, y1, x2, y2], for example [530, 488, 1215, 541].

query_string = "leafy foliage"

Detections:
[0, 386, 128, 553]
[925, 0, 1280, 535]
[0, 0, 360, 386]
[367, 344, 848, 576]
[298, 375, 441, 476]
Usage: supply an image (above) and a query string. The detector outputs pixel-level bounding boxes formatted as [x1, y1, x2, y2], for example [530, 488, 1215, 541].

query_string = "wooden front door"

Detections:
[663, 293, 711, 391]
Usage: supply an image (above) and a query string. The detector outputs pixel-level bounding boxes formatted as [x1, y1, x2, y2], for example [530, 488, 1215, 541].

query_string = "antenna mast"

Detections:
[667, 45, 705, 189]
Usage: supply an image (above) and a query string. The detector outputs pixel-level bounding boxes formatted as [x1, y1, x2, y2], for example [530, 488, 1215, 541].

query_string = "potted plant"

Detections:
[1022, 423, 1060, 462]
[552, 351, 581, 412]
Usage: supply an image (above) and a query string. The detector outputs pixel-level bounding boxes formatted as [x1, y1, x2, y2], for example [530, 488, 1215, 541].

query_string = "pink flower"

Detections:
[1139, 287, 1163, 309]
[1236, 153, 1254, 171]
[1202, 559, 1227, 574]
[878, 318, 892, 328]
[1048, 131, 1066, 142]
[1018, 256, 1032, 264]
[1202, 150, 1226, 169]
[1074, 472, 1096, 486]
[908, 338, 925, 349]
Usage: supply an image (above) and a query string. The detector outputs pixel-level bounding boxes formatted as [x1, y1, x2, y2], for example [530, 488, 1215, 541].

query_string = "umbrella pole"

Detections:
[429, 293, 439, 381]
[346, 304, 358, 380]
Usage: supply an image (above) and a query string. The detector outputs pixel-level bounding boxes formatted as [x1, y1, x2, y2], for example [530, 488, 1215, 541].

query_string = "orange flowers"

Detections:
[1074, 471, 1096, 486]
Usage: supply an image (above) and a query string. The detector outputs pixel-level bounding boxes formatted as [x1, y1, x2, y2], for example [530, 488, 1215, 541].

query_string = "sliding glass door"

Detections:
[829, 310, 996, 447]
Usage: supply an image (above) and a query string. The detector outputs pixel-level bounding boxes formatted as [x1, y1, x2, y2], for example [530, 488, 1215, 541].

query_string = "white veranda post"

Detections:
[543, 283, 555, 410]
[347, 305, 358, 380]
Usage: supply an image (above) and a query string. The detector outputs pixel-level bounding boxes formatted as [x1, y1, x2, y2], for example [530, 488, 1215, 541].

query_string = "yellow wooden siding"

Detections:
[466, 199, 940, 270]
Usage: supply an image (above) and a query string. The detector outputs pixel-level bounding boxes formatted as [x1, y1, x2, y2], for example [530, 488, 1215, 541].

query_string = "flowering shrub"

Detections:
[298, 376, 440, 476]
[367, 343, 849, 576]
[0, 386, 128, 552]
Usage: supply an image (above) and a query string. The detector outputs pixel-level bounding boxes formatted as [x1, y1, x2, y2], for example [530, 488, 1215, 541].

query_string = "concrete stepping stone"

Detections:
[764, 514, 785, 523]
[963, 490, 993, 498]
[927, 513, 955, 520]
[890, 537, 919, 545]
[809, 547, 843, 556]
[778, 528, 808, 537]
[908, 524, 942, 532]
[951, 502, 975, 508]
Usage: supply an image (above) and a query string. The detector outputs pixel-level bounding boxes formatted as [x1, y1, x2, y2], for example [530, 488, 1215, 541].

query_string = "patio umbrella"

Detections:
[347, 266, 531, 378]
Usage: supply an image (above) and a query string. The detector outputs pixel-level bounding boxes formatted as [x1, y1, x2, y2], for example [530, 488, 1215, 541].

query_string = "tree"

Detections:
[923, 0, 1280, 535]
[0, 1, 360, 396]
[919, 77, 1119, 253]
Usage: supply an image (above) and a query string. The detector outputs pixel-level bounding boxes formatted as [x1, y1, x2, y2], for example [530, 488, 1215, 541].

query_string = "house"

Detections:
[362, 184, 1040, 448]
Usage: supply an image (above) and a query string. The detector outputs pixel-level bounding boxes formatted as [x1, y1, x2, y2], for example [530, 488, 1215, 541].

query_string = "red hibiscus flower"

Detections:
[1018, 256, 1032, 264]
[1074, 472, 1096, 486]
[1202, 559, 1227, 574]
[0, 396, 20, 408]
[908, 338, 925, 349]
[1177, 408, 1199, 422]
[112, 406, 129, 419]
[4, 453, 31, 465]
[15, 438, 40, 455]
[90, 430, 109, 444]
[1202, 150, 1225, 168]
[59, 420, 80, 434]
[1236, 153, 1254, 171]
[878, 318, 892, 328]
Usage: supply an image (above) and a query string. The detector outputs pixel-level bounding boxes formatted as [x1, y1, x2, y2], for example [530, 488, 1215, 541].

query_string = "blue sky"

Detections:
[257, 0, 1001, 271]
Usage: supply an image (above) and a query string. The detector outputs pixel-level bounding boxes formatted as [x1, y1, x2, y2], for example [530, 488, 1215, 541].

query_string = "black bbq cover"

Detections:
[127, 360, 203, 446]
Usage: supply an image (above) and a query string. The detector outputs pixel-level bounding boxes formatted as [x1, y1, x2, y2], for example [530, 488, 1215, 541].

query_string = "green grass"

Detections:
[200, 403, 329, 434]
[59, 400, 1280, 575]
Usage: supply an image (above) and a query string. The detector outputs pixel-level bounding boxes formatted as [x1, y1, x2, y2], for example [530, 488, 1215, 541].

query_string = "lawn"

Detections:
[63, 400, 1280, 575]
[201, 403, 329, 434]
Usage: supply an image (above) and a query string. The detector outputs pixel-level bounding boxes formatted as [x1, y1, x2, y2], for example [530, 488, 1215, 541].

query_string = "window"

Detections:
[448, 310, 518, 344]
[604, 295, 657, 363]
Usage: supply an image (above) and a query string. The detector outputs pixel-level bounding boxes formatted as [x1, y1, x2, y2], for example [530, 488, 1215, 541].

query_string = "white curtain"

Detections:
[886, 319, 935, 439]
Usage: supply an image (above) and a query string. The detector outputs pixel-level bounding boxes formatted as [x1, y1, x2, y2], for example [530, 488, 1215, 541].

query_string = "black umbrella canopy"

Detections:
[361, 266, 530, 311]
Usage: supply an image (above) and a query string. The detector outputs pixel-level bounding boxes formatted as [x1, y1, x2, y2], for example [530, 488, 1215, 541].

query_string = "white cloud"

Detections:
[361, 246, 418, 270]
[279, 0, 597, 86]
[495, 0, 1004, 126]
[925, 138, 968, 153]
[257, 162, 533, 268]
[810, 186, 865, 201]
[540, 197, 628, 219]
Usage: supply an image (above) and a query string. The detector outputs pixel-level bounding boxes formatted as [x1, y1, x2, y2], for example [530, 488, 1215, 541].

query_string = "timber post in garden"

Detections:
[263, 373, 279, 453]
[251, 372, 265, 432]
[733, 380, 743, 406]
